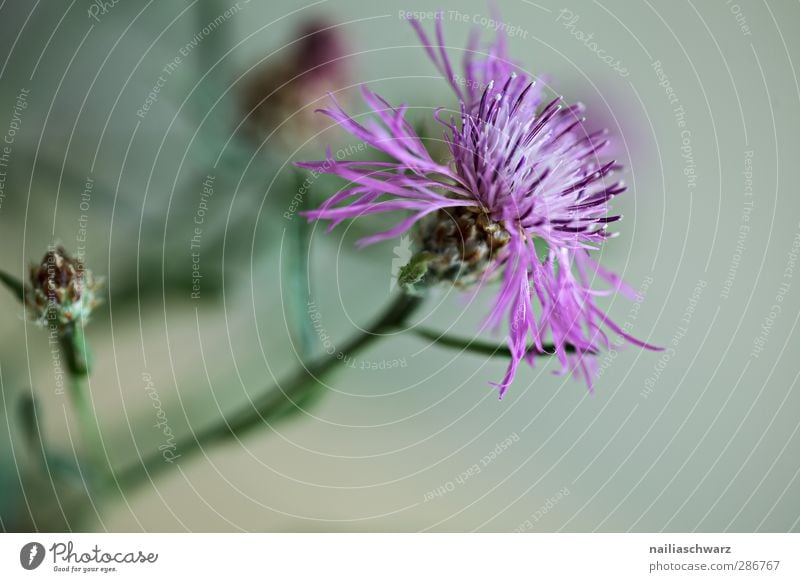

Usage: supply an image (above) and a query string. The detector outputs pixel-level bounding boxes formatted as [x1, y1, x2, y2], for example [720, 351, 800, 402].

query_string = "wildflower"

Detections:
[242, 18, 351, 149]
[26, 245, 101, 328]
[297, 19, 659, 396]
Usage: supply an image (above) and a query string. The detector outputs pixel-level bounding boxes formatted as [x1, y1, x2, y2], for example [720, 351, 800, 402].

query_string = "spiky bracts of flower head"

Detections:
[27, 246, 101, 328]
[297, 17, 660, 397]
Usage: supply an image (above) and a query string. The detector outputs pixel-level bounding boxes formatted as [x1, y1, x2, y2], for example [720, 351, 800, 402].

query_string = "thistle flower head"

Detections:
[297, 17, 659, 396]
[26, 246, 101, 327]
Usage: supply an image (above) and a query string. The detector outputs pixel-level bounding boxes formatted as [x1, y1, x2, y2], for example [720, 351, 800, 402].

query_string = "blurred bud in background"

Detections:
[241, 19, 352, 152]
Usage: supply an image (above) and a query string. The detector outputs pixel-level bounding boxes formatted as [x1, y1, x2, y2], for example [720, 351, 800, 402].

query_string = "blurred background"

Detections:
[0, 0, 798, 532]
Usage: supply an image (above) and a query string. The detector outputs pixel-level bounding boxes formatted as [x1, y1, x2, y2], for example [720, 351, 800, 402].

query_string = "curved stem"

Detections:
[112, 293, 424, 492]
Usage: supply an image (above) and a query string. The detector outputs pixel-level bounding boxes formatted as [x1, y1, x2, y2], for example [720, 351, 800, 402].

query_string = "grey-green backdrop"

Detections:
[0, 0, 797, 532]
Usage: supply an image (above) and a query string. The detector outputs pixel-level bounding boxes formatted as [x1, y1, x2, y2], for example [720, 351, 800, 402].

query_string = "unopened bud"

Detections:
[26, 246, 101, 327]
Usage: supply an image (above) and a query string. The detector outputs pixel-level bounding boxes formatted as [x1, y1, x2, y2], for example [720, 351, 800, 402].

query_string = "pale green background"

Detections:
[0, 0, 798, 532]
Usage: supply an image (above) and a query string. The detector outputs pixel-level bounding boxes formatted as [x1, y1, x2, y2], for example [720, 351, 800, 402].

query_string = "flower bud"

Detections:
[26, 246, 101, 327]
[241, 18, 351, 150]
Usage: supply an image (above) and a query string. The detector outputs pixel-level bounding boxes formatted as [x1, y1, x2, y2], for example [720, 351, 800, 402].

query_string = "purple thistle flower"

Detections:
[297, 18, 660, 397]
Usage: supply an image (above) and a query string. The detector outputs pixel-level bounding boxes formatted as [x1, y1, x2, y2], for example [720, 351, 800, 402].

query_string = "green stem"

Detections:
[60, 323, 105, 483]
[59, 323, 90, 376]
[113, 293, 424, 492]
[286, 175, 315, 360]
[409, 327, 592, 358]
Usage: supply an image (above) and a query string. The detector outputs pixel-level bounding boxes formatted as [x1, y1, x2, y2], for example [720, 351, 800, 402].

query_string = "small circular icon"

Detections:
[20, 542, 45, 570]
